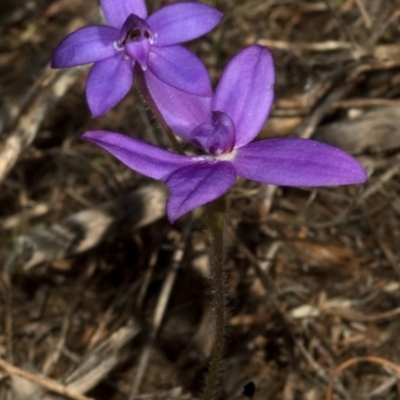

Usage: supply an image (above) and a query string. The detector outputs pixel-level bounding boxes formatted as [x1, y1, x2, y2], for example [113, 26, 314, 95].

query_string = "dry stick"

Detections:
[332, 98, 400, 108]
[323, 304, 400, 323]
[0, 359, 94, 400]
[135, 226, 169, 312]
[0, 67, 82, 182]
[369, 377, 398, 397]
[0, 203, 50, 232]
[322, 0, 358, 46]
[296, 339, 347, 399]
[354, 0, 372, 29]
[129, 218, 194, 398]
[369, 3, 400, 45]
[63, 326, 140, 394]
[258, 39, 356, 52]
[326, 356, 400, 400]
[257, 40, 400, 64]
[294, 83, 352, 140]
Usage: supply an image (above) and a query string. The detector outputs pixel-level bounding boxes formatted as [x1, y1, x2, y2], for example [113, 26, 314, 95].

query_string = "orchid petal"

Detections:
[145, 70, 211, 141]
[233, 138, 368, 186]
[166, 161, 236, 223]
[51, 26, 120, 68]
[82, 131, 193, 179]
[100, 0, 147, 28]
[213, 45, 275, 148]
[126, 39, 150, 70]
[148, 3, 223, 46]
[191, 112, 236, 155]
[86, 55, 133, 116]
[147, 45, 212, 96]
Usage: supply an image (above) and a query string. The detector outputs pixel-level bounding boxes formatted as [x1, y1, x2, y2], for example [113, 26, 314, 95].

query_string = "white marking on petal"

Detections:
[113, 41, 124, 51]
[215, 150, 237, 161]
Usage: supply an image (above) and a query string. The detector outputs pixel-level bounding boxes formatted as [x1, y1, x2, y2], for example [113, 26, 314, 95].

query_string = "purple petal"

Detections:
[82, 131, 193, 179]
[191, 111, 236, 155]
[51, 26, 120, 68]
[144, 70, 211, 141]
[126, 39, 150, 70]
[147, 3, 223, 46]
[100, 0, 147, 28]
[166, 161, 236, 223]
[147, 45, 212, 96]
[86, 55, 133, 116]
[233, 138, 368, 186]
[213, 45, 275, 148]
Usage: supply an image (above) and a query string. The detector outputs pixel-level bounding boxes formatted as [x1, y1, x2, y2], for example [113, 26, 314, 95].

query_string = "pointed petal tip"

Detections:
[81, 131, 96, 141]
[166, 206, 179, 224]
[166, 195, 195, 223]
[81, 130, 195, 181]
[346, 162, 368, 185]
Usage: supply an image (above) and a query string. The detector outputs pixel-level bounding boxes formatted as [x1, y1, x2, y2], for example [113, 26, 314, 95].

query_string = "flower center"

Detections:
[115, 14, 153, 69]
[190, 111, 236, 156]
[119, 14, 153, 45]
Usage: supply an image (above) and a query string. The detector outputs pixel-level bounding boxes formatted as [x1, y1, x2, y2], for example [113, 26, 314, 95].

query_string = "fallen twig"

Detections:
[0, 359, 94, 400]
[326, 356, 400, 400]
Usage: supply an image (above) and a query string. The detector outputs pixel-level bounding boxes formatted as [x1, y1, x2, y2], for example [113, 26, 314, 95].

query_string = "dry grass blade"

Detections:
[64, 326, 141, 394]
[129, 218, 194, 398]
[0, 68, 82, 182]
[0, 359, 94, 400]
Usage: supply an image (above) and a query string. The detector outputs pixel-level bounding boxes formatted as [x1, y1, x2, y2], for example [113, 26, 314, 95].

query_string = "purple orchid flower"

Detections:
[51, 0, 223, 117]
[83, 45, 367, 223]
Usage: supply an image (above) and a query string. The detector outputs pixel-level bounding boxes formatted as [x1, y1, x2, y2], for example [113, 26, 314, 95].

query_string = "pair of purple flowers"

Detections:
[52, 0, 367, 222]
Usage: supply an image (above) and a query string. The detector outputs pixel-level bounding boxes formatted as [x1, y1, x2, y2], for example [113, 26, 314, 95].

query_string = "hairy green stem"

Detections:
[134, 67, 184, 155]
[203, 197, 227, 400]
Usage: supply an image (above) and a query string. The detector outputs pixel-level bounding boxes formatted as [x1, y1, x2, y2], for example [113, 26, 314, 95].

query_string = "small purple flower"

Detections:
[51, 0, 223, 116]
[83, 45, 367, 222]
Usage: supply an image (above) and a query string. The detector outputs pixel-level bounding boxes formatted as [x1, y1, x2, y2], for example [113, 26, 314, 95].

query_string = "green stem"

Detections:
[203, 197, 227, 400]
[134, 67, 184, 155]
